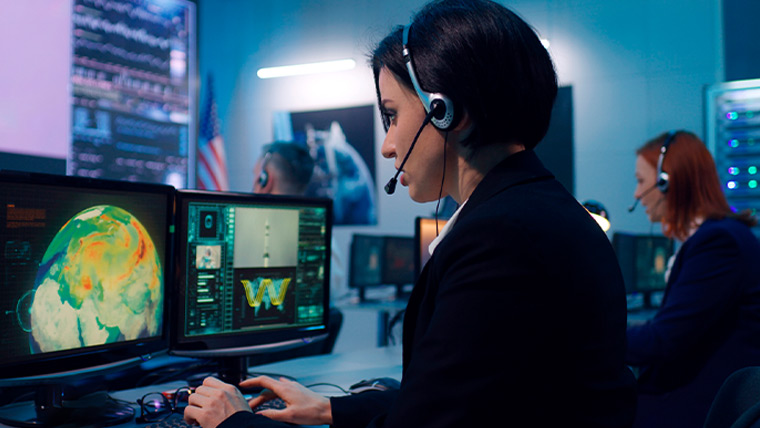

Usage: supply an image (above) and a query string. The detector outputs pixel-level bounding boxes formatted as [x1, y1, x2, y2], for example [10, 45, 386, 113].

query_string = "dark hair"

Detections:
[262, 141, 315, 194]
[371, 0, 557, 151]
[637, 131, 756, 240]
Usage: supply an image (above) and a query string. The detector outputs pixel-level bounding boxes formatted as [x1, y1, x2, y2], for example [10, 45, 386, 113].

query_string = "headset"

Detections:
[257, 152, 272, 189]
[656, 130, 679, 193]
[401, 24, 457, 131]
[385, 23, 459, 195]
[628, 130, 679, 212]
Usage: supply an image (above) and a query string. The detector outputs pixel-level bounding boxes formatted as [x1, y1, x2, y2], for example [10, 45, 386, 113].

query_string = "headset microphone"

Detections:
[385, 104, 440, 195]
[628, 185, 657, 213]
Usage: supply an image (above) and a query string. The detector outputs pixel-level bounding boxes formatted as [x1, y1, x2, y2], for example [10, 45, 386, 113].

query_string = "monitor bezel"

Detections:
[170, 189, 332, 357]
[0, 170, 175, 385]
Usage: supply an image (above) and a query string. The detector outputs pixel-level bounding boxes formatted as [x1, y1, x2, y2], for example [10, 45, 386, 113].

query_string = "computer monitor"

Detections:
[349, 234, 414, 302]
[171, 190, 332, 385]
[0, 0, 198, 187]
[0, 170, 174, 427]
[382, 237, 415, 287]
[414, 217, 448, 280]
[612, 232, 675, 308]
[349, 234, 384, 290]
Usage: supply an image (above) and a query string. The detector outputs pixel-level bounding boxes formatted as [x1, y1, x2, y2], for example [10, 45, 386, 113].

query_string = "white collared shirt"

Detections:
[428, 199, 468, 256]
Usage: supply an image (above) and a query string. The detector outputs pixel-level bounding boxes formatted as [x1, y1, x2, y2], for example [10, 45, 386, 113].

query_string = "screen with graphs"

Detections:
[0, 0, 196, 187]
[180, 196, 329, 338]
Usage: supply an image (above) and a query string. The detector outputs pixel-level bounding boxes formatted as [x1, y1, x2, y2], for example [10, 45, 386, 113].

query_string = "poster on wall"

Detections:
[273, 105, 377, 225]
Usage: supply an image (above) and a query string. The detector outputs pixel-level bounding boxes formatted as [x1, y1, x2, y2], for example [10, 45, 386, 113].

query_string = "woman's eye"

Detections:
[384, 111, 396, 124]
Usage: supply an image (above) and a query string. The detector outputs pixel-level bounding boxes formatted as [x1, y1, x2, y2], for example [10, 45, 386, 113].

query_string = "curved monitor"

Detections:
[171, 190, 332, 383]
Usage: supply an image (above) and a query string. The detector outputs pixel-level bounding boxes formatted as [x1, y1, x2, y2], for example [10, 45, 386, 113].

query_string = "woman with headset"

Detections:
[184, 1, 636, 426]
[627, 130, 760, 427]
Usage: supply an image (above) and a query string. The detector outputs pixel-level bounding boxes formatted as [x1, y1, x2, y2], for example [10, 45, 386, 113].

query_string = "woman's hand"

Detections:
[184, 377, 252, 428]
[243, 376, 333, 426]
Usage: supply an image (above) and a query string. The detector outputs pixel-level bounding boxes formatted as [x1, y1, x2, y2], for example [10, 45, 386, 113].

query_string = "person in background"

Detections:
[252, 141, 348, 301]
[626, 130, 760, 427]
[250, 141, 346, 361]
[184, 0, 636, 426]
[253, 142, 315, 196]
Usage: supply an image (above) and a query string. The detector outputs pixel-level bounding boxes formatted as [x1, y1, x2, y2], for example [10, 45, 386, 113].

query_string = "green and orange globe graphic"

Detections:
[30, 205, 163, 353]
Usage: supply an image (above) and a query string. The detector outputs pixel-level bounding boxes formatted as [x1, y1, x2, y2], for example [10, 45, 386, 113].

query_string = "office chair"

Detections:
[704, 366, 760, 428]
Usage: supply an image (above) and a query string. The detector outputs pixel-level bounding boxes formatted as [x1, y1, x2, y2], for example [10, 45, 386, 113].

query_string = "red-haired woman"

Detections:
[627, 130, 760, 427]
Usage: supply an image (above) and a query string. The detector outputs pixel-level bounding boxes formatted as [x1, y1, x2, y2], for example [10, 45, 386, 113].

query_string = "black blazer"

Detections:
[222, 150, 637, 428]
[628, 218, 760, 427]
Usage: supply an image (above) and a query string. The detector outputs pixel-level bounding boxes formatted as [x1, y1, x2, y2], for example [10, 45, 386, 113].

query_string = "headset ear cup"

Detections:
[258, 169, 269, 188]
[429, 96, 458, 131]
[657, 172, 669, 193]
[656, 131, 677, 193]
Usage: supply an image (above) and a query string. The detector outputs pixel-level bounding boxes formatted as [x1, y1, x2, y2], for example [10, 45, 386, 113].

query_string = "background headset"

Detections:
[401, 24, 457, 131]
[656, 130, 679, 193]
[257, 152, 272, 189]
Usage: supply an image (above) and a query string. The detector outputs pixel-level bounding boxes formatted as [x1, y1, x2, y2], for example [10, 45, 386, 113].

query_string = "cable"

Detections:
[305, 382, 349, 395]
[434, 132, 449, 236]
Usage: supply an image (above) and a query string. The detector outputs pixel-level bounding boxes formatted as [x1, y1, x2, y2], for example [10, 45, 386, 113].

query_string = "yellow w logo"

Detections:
[240, 278, 291, 307]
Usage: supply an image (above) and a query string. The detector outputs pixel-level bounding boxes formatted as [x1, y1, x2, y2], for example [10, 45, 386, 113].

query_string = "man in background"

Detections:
[253, 142, 315, 196]
[251, 142, 346, 359]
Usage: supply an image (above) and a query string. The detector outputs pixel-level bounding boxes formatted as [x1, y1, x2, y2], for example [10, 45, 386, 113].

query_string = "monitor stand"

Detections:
[186, 357, 293, 395]
[216, 356, 249, 386]
[0, 385, 134, 428]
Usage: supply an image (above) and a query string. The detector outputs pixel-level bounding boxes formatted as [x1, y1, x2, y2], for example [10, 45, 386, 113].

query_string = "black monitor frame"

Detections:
[0, 170, 174, 426]
[612, 232, 674, 309]
[170, 190, 332, 384]
[349, 233, 414, 302]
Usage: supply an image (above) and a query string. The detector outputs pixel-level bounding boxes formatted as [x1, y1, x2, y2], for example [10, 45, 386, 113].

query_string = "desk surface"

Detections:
[0, 346, 403, 428]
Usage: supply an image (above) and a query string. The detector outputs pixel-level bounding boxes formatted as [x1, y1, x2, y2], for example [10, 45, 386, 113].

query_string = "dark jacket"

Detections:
[627, 217, 760, 427]
[222, 150, 637, 428]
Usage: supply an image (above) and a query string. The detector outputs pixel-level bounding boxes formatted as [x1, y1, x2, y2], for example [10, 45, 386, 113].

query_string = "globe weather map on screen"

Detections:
[0, 179, 169, 369]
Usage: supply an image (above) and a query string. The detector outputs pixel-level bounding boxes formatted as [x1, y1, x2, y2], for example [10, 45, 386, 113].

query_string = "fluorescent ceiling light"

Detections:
[257, 59, 356, 79]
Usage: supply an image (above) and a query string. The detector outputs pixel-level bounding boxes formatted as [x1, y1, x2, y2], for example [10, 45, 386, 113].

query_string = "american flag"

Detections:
[197, 75, 229, 191]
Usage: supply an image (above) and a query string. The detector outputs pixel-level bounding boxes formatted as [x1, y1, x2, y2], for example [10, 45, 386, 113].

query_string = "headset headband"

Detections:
[656, 131, 678, 193]
[401, 24, 456, 130]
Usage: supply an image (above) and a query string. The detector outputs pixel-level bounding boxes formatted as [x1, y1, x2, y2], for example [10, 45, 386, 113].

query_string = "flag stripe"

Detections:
[197, 75, 229, 191]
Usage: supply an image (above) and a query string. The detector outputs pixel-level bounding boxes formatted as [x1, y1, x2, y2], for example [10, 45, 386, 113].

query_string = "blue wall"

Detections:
[198, 0, 725, 285]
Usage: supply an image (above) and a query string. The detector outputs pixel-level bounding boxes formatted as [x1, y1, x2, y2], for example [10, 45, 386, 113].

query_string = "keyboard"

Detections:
[142, 414, 194, 428]
[141, 399, 287, 428]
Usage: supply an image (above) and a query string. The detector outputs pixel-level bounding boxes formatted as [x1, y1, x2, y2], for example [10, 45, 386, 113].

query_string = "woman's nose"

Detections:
[380, 134, 396, 159]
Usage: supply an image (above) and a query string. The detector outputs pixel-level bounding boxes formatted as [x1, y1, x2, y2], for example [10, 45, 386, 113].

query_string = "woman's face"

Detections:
[378, 67, 453, 203]
[634, 154, 666, 223]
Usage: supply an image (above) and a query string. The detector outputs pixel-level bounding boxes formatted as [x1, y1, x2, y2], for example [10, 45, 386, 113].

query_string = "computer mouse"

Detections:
[348, 377, 401, 394]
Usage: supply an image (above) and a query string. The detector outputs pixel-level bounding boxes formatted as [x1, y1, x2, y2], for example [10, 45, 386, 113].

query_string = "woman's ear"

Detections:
[451, 110, 473, 141]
